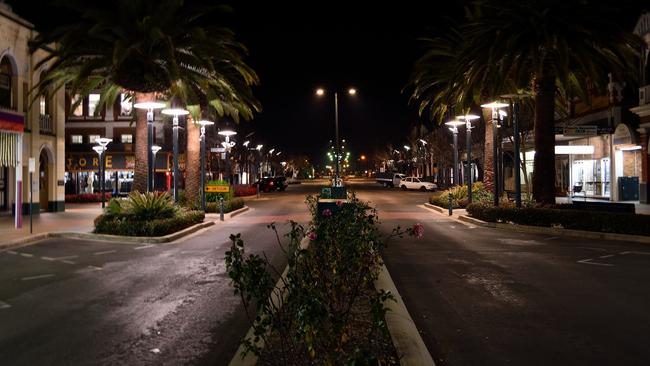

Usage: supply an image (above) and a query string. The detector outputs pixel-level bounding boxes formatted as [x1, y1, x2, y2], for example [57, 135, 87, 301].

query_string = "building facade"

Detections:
[0, 3, 65, 227]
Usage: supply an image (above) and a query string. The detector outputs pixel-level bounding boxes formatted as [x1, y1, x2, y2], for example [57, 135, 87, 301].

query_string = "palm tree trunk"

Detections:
[185, 116, 201, 207]
[133, 92, 156, 193]
[533, 72, 557, 204]
[483, 108, 495, 192]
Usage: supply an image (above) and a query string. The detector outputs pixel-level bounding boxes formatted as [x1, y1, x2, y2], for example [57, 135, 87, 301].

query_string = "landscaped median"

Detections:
[226, 193, 433, 365]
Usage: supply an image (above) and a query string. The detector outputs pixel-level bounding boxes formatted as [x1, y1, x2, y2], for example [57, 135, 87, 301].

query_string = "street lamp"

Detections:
[501, 93, 529, 208]
[444, 120, 464, 186]
[456, 114, 480, 202]
[161, 108, 189, 202]
[93, 137, 111, 208]
[218, 129, 237, 184]
[481, 101, 509, 207]
[151, 145, 161, 191]
[418, 139, 427, 178]
[134, 101, 166, 192]
[316, 87, 356, 187]
[198, 120, 214, 210]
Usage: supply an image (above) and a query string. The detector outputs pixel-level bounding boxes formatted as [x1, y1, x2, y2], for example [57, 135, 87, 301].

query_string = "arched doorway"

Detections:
[0, 55, 16, 110]
[39, 149, 49, 211]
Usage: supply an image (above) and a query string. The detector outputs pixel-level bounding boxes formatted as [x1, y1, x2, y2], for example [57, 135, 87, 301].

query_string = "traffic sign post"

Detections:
[28, 158, 35, 234]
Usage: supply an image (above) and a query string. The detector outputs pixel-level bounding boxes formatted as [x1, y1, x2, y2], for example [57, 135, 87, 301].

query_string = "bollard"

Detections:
[220, 197, 224, 221]
[448, 192, 453, 216]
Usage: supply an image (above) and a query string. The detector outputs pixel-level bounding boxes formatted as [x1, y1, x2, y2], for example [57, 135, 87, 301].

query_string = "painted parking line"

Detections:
[61, 260, 76, 265]
[624, 251, 650, 256]
[87, 265, 102, 271]
[21, 274, 55, 281]
[7, 251, 18, 255]
[577, 259, 614, 267]
[19, 253, 34, 258]
[0, 300, 10, 309]
[599, 254, 615, 259]
[134, 244, 155, 250]
[93, 250, 117, 256]
[41, 255, 79, 262]
[544, 236, 559, 241]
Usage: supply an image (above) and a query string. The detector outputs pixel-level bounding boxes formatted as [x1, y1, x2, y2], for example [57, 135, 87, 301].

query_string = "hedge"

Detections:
[466, 203, 650, 236]
[205, 198, 245, 213]
[234, 184, 257, 197]
[94, 209, 204, 236]
[66, 193, 112, 203]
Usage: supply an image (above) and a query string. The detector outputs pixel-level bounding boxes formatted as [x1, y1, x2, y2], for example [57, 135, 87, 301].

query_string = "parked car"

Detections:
[375, 172, 405, 187]
[254, 177, 288, 192]
[399, 177, 437, 191]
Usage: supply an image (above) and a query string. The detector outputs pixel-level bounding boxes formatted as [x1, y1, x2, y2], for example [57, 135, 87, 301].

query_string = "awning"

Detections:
[0, 110, 24, 132]
[0, 131, 18, 167]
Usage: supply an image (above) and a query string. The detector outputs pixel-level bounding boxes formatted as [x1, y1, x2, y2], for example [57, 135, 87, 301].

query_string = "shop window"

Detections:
[119, 93, 132, 117]
[70, 94, 83, 117]
[88, 134, 100, 144]
[71, 135, 83, 144]
[121, 134, 133, 143]
[88, 93, 101, 117]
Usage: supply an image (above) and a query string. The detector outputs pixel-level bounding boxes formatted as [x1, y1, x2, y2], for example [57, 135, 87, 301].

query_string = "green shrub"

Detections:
[205, 198, 244, 213]
[466, 202, 650, 236]
[105, 191, 177, 220]
[430, 182, 492, 208]
[205, 180, 233, 202]
[94, 209, 204, 236]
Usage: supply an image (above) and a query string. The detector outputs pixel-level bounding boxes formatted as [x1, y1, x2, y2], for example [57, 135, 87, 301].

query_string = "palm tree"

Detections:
[31, 0, 260, 195]
[410, 0, 640, 204]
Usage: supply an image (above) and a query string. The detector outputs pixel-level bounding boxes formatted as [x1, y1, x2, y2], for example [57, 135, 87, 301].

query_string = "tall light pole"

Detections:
[151, 145, 161, 191]
[501, 94, 529, 208]
[93, 137, 111, 208]
[316, 87, 356, 187]
[456, 114, 480, 202]
[219, 129, 237, 184]
[419, 139, 427, 177]
[403, 145, 411, 175]
[482, 102, 509, 206]
[243, 140, 250, 184]
[162, 108, 189, 202]
[445, 120, 465, 186]
[198, 120, 214, 210]
[134, 101, 165, 192]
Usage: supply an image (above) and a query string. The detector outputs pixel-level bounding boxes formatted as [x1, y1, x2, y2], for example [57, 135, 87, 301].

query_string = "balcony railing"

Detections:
[39, 114, 53, 134]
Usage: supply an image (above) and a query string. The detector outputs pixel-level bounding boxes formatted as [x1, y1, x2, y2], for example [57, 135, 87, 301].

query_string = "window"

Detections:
[121, 134, 133, 143]
[88, 134, 100, 144]
[88, 93, 101, 117]
[119, 93, 132, 117]
[71, 135, 83, 144]
[39, 96, 46, 115]
[70, 94, 83, 117]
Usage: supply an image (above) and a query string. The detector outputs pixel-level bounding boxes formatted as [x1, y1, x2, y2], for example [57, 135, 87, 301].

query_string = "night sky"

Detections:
[8, 0, 465, 163]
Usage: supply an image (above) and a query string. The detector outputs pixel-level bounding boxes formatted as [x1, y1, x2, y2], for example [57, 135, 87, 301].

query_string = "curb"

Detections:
[423, 202, 446, 214]
[457, 215, 650, 244]
[1, 206, 251, 249]
[376, 263, 436, 366]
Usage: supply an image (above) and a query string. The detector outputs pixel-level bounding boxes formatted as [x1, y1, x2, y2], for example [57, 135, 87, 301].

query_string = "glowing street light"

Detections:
[455, 114, 480, 202]
[134, 101, 165, 192]
[481, 101, 509, 206]
[162, 108, 189, 202]
[445, 120, 465, 186]
[198, 120, 214, 210]
[92, 139, 110, 208]
[151, 145, 161, 191]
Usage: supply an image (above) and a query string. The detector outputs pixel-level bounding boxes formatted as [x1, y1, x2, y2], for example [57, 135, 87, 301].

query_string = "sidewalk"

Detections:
[0, 203, 102, 245]
[556, 196, 650, 215]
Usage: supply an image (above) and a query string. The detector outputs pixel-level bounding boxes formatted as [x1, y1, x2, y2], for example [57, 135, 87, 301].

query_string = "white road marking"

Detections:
[7, 250, 18, 255]
[624, 251, 650, 256]
[87, 265, 102, 271]
[94, 250, 117, 256]
[61, 260, 76, 265]
[21, 274, 55, 281]
[41, 256, 55, 261]
[468, 226, 477, 229]
[544, 236, 559, 241]
[19, 253, 34, 258]
[599, 254, 615, 259]
[134, 244, 155, 250]
[620, 251, 631, 255]
[577, 259, 613, 267]
[0, 300, 10, 309]
[48, 255, 78, 261]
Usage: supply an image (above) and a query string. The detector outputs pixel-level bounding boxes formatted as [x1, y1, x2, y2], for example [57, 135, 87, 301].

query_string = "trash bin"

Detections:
[618, 176, 639, 201]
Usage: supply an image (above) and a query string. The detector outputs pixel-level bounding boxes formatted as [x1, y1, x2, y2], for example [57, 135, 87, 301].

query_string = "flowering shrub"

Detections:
[430, 182, 492, 209]
[225, 194, 422, 364]
[65, 192, 112, 203]
[234, 184, 258, 197]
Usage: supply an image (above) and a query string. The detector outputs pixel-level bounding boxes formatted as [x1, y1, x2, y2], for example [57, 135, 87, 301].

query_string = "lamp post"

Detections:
[151, 145, 161, 191]
[316, 87, 356, 187]
[95, 137, 111, 208]
[197, 120, 214, 210]
[161, 108, 189, 203]
[481, 102, 509, 206]
[403, 145, 411, 175]
[445, 120, 465, 186]
[501, 94, 529, 208]
[418, 139, 427, 177]
[243, 140, 250, 184]
[458, 114, 479, 202]
[218, 129, 237, 184]
[134, 101, 165, 192]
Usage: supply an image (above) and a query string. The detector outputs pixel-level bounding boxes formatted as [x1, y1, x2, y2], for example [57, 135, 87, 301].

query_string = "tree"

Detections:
[409, 0, 640, 204]
[31, 0, 260, 195]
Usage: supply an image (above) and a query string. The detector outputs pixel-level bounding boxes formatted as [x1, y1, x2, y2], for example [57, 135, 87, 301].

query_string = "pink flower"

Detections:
[336, 200, 344, 208]
[413, 223, 424, 238]
[308, 232, 317, 241]
[322, 208, 332, 217]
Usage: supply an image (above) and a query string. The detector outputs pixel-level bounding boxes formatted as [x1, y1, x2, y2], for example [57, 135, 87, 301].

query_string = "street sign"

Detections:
[205, 185, 230, 193]
[562, 126, 598, 136]
[211, 147, 226, 153]
[28, 157, 35, 173]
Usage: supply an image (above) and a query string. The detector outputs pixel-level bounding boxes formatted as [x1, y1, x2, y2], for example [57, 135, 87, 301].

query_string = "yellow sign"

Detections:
[205, 185, 230, 193]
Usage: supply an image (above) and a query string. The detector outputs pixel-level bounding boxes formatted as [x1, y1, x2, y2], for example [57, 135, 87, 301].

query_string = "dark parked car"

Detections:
[254, 177, 288, 192]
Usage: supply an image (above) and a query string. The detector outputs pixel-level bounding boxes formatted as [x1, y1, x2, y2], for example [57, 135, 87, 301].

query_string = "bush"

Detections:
[233, 184, 257, 197]
[466, 202, 650, 236]
[65, 192, 112, 203]
[94, 209, 204, 236]
[430, 182, 492, 209]
[205, 198, 244, 213]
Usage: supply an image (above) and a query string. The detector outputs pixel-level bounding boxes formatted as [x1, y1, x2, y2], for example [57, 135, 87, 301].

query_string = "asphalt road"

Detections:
[349, 181, 650, 366]
[0, 184, 314, 366]
[2, 179, 650, 365]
